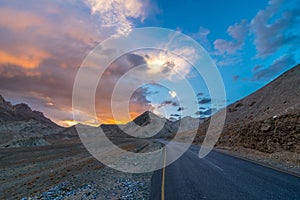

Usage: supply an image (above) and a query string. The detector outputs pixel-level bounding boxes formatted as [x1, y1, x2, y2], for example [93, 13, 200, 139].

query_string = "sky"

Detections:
[0, 0, 299, 126]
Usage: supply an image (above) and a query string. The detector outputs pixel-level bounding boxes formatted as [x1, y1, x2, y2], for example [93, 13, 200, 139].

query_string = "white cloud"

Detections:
[169, 90, 177, 98]
[84, 0, 146, 35]
[143, 48, 196, 81]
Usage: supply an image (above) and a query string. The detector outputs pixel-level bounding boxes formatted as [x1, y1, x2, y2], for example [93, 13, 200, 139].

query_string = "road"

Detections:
[150, 141, 300, 200]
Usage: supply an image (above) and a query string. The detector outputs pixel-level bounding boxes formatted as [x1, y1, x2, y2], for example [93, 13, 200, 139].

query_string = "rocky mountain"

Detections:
[0, 95, 64, 147]
[101, 111, 202, 139]
[195, 64, 300, 154]
[0, 95, 202, 148]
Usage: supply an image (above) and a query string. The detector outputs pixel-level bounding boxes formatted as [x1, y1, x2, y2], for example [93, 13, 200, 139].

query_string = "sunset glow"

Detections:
[0, 0, 299, 126]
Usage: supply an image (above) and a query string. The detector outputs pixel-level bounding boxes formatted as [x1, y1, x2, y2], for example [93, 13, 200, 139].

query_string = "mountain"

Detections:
[132, 111, 153, 126]
[195, 64, 300, 154]
[0, 95, 64, 147]
[0, 96, 202, 148]
[101, 111, 202, 139]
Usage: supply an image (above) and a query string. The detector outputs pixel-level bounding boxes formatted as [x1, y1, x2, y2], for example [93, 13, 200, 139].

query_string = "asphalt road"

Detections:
[150, 141, 300, 200]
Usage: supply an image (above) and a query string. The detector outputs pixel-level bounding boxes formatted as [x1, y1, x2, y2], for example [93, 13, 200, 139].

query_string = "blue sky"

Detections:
[136, 0, 300, 119]
[0, 0, 299, 126]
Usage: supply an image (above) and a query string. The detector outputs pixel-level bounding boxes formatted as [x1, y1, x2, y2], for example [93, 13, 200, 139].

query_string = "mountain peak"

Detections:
[13, 103, 32, 113]
[0, 94, 60, 127]
[133, 111, 160, 127]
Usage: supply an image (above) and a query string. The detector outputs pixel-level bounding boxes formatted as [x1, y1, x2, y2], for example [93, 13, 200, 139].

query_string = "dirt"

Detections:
[0, 140, 160, 200]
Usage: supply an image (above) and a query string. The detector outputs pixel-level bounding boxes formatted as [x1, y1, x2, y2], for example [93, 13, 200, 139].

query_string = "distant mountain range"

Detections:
[0, 97, 201, 148]
[102, 111, 202, 139]
[195, 64, 300, 153]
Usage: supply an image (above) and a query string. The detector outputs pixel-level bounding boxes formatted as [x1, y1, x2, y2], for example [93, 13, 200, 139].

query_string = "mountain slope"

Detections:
[102, 111, 202, 139]
[0, 95, 64, 147]
[195, 64, 300, 154]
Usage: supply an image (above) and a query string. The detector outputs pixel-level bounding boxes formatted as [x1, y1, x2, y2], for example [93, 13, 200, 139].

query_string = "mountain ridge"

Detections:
[0, 95, 64, 147]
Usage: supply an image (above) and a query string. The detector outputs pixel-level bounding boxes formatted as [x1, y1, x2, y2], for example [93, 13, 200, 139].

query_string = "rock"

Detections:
[261, 124, 271, 132]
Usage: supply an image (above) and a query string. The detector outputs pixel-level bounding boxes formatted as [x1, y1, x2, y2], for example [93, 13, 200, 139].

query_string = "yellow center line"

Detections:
[161, 148, 167, 200]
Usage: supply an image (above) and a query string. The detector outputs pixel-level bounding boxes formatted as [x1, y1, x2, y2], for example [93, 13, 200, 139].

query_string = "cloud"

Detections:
[0, 7, 46, 31]
[250, 0, 300, 57]
[130, 87, 152, 105]
[0, 2, 102, 70]
[195, 108, 217, 116]
[0, 49, 50, 69]
[214, 19, 249, 55]
[0, 0, 161, 126]
[252, 65, 263, 72]
[0, 1, 107, 125]
[252, 54, 296, 80]
[157, 100, 179, 109]
[232, 75, 239, 81]
[127, 53, 147, 67]
[191, 27, 212, 50]
[143, 49, 195, 81]
[198, 98, 211, 104]
[84, 0, 148, 35]
[103, 53, 146, 77]
[215, 56, 243, 67]
[177, 107, 184, 111]
[194, 27, 210, 40]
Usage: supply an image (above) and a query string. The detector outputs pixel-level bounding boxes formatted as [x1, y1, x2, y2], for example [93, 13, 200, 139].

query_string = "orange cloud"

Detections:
[0, 49, 50, 69]
[57, 120, 78, 127]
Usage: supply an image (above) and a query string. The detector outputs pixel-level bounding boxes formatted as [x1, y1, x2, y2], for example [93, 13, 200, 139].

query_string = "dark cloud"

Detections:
[250, 0, 300, 57]
[130, 87, 152, 105]
[232, 75, 239, 81]
[162, 61, 176, 74]
[127, 53, 147, 67]
[177, 107, 184, 111]
[195, 108, 217, 116]
[103, 53, 148, 78]
[158, 100, 179, 108]
[198, 98, 211, 104]
[155, 100, 180, 110]
[252, 54, 296, 80]
[0, 62, 77, 123]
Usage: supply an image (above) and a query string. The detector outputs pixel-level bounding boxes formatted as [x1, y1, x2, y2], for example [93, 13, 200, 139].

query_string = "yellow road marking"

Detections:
[161, 148, 167, 200]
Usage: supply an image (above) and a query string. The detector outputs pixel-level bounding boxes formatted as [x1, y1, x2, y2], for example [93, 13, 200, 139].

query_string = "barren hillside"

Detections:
[195, 64, 300, 166]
